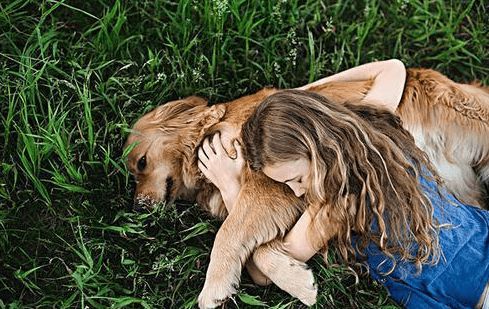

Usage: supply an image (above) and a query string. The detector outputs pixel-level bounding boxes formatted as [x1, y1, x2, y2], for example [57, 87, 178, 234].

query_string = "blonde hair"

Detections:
[242, 90, 441, 271]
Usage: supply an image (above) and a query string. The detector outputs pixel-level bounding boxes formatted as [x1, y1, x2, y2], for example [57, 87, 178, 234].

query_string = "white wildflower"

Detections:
[213, 0, 228, 17]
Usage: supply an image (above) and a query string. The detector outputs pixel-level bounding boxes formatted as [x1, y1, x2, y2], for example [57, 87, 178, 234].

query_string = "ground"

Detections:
[0, 0, 487, 308]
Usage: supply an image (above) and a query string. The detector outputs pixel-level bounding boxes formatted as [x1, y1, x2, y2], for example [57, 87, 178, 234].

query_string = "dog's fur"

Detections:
[125, 68, 489, 307]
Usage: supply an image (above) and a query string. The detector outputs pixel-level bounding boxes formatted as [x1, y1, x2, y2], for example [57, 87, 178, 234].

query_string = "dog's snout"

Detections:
[133, 194, 156, 212]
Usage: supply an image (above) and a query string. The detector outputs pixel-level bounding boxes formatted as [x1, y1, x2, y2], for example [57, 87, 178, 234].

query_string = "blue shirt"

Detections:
[363, 176, 489, 308]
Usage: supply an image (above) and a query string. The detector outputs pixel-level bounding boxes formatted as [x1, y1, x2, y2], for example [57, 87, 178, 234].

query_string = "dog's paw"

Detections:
[198, 281, 236, 309]
[253, 247, 317, 306]
[274, 261, 317, 306]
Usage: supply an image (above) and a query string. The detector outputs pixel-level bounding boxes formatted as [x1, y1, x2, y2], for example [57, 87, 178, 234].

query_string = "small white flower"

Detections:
[191, 69, 202, 81]
[324, 17, 334, 33]
[213, 0, 228, 17]
[286, 29, 298, 66]
[273, 62, 281, 75]
[157, 73, 166, 81]
[271, 2, 283, 25]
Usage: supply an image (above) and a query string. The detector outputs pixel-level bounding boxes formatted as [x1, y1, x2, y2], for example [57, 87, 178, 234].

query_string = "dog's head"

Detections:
[125, 96, 225, 209]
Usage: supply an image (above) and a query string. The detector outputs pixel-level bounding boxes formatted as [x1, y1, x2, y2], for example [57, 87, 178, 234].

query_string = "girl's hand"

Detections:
[198, 133, 245, 211]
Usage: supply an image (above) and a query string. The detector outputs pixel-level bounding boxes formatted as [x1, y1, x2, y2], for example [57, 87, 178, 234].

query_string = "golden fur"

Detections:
[125, 69, 489, 308]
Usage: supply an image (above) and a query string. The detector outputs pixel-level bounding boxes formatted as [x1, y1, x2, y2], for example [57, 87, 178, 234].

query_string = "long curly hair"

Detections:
[242, 89, 442, 272]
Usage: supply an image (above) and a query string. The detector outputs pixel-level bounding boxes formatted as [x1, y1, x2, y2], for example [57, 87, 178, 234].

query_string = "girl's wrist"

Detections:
[220, 181, 241, 212]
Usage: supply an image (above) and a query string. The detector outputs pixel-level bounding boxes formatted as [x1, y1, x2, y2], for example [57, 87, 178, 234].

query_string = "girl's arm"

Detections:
[282, 210, 316, 262]
[298, 59, 407, 113]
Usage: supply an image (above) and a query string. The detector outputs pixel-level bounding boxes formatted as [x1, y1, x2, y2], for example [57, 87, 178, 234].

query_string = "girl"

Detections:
[198, 61, 489, 308]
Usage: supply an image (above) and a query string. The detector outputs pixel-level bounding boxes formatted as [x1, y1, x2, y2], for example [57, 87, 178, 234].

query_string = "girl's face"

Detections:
[263, 158, 311, 197]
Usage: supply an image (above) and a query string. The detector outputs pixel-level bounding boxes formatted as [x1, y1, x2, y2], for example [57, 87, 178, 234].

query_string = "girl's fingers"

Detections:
[212, 133, 224, 155]
[198, 147, 209, 164]
[198, 159, 207, 171]
[202, 137, 214, 157]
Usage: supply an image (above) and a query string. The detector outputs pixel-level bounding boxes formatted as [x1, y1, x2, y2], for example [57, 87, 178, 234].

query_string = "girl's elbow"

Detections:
[387, 59, 406, 76]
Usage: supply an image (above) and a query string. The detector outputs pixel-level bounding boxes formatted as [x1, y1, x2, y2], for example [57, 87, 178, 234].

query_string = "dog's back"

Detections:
[398, 69, 489, 207]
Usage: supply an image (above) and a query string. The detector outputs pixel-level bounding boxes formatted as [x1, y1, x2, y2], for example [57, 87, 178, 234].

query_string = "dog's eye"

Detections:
[137, 156, 147, 172]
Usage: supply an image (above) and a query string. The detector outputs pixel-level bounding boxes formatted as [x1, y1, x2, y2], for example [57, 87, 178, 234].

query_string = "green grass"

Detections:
[0, 0, 487, 308]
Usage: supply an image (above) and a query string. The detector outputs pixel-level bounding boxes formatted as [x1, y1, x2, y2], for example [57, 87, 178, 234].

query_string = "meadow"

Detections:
[0, 0, 487, 308]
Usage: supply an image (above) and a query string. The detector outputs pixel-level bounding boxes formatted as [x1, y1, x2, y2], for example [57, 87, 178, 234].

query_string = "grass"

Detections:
[0, 0, 487, 308]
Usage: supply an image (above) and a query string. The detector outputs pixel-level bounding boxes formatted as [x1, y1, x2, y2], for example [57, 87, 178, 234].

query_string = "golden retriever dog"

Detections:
[125, 68, 489, 308]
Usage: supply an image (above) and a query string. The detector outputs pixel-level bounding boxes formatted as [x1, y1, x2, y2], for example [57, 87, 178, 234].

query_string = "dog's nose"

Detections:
[133, 201, 145, 212]
[133, 194, 154, 212]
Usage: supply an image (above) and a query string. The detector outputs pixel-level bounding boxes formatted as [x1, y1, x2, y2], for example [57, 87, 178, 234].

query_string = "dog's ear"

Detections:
[199, 104, 226, 130]
[152, 96, 208, 122]
[181, 103, 227, 190]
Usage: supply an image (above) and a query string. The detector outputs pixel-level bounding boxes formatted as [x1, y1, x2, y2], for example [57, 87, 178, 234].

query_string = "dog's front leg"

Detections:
[198, 171, 304, 308]
[197, 204, 264, 308]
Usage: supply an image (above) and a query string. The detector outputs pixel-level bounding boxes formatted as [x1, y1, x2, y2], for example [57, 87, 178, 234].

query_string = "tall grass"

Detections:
[0, 0, 487, 307]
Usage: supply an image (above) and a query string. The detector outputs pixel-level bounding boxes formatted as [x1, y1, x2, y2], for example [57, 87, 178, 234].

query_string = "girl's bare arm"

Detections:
[298, 59, 406, 113]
